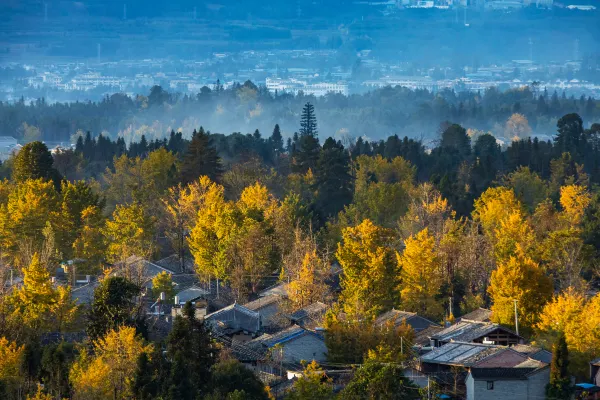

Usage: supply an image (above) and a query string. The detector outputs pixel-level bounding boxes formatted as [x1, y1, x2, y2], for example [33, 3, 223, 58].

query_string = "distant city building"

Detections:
[566, 4, 596, 10]
[266, 78, 348, 96]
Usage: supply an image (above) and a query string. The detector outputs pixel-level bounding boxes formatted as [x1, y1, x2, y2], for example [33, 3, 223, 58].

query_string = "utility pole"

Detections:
[193, 6, 197, 20]
[401, 336, 403, 354]
[513, 299, 519, 336]
[97, 43, 101, 64]
[123, 3, 127, 20]
[44, 2, 48, 22]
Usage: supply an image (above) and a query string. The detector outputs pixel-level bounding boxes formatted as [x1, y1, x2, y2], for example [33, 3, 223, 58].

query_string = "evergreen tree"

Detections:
[554, 113, 585, 159]
[180, 128, 222, 184]
[292, 104, 320, 173]
[313, 138, 353, 220]
[269, 124, 284, 159]
[166, 301, 217, 397]
[12, 141, 61, 186]
[300, 102, 317, 137]
[546, 333, 573, 400]
[40, 342, 75, 399]
[166, 352, 195, 400]
[87, 277, 142, 341]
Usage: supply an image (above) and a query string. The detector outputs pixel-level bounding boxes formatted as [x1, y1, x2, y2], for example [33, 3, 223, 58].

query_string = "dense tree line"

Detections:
[0, 100, 599, 398]
[1, 83, 598, 145]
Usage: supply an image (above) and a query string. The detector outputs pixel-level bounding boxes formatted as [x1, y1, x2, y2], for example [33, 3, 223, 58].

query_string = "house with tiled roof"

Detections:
[242, 325, 328, 367]
[374, 309, 440, 332]
[459, 308, 492, 323]
[465, 365, 550, 400]
[243, 294, 284, 329]
[419, 342, 506, 373]
[204, 302, 261, 338]
[288, 302, 329, 328]
[430, 320, 523, 347]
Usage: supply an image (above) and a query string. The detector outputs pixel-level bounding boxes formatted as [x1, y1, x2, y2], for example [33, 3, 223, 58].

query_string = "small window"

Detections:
[487, 381, 494, 390]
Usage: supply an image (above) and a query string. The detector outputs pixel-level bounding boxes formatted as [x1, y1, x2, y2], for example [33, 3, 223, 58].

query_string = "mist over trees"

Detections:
[1, 83, 598, 146]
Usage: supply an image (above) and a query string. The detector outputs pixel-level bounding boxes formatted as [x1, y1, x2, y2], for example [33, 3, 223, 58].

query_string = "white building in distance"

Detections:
[266, 78, 348, 97]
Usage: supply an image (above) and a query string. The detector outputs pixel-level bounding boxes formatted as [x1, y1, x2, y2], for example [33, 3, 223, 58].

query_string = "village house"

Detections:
[243, 294, 284, 330]
[465, 366, 549, 400]
[430, 320, 523, 347]
[374, 309, 440, 332]
[288, 302, 329, 328]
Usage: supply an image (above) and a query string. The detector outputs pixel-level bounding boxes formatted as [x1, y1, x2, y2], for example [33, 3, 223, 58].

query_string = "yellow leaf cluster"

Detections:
[70, 326, 153, 400]
[0, 337, 25, 385]
[397, 228, 444, 319]
[559, 184, 591, 225]
[488, 250, 553, 332]
[336, 219, 397, 321]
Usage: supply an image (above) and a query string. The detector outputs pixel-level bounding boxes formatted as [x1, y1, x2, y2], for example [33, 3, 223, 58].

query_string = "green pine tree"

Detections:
[546, 332, 573, 400]
[180, 127, 222, 184]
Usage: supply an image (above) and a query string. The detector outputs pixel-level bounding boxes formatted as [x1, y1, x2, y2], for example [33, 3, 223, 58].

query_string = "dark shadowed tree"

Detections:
[546, 332, 573, 400]
[180, 127, 222, 184]
[12, 141, 61, 186]
[313, 138, 353, 221]
[87, 276, 143, 341]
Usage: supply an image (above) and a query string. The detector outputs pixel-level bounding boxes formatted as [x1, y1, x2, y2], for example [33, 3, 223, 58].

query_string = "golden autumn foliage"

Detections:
[488, 248, 553, 333]
[288, 250, 330, 309]
[397, 228, 444, 319]
[8, 253, 77, 333]
[103, 203, 156, 263]
[189, 179, 282, 298]
[0, 337, 25, 392]
[0, 179, 59, 265]
[70, 326, 153, 400]
[336, 219, 397, 321]
[72, 205, 106, 273]
[536, 288, 600, 376]
[559, 184, 591, 225]
[473, 186, 523, 239]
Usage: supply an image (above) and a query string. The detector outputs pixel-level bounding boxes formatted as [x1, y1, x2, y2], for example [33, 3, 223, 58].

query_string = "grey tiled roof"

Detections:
[431, 321, 520, 343]
[414, 325, 444, 347]
[175, 285, 210, 304]
[154, 254, 196, 274]
[421, 342, 504, 366]
[258, 282, 288, 298]
[205, 303, 261, 334]
[470, 367, 537, 380]
[243, 294, 281, 311]
[289, 302, 328, 322]
[459, 308, 492, 322]
[514, 358, 547, 369]
[511, 344, 552, 364]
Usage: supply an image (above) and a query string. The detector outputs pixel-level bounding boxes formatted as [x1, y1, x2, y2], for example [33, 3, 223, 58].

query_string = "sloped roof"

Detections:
[511, 344, 552, 364]
[470, 367, 536, 380]
[414, 325, 444, 347]
[374, 309, 439, 329]
[154, 254, 195, 274]
[421, 342, 504, 367]
[459, 308, 492, 322]
[289, 302, 328, 322]
[243, 294, 281, 311]
[259, 282, 288, 298]
[241, 325, 324, 360]
[175, 285, 210, 304]
[515, 358, 547, 369]
[431, 321, 521, 343]
[591, 357, 600, 366]
[205, 303, 260, 333]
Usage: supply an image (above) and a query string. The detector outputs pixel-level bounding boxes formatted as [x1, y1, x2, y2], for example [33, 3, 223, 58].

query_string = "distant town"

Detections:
[2, 49, 599, 104]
